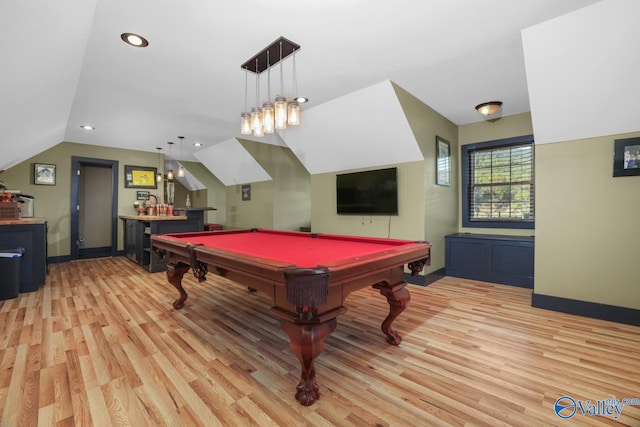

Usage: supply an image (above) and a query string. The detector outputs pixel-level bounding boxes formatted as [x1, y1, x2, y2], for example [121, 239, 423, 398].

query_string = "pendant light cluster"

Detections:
[240, 37, 306, 137]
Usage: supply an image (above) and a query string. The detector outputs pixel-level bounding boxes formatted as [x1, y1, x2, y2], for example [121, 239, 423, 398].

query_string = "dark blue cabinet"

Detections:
[122, 210, 209, 273]
[0, 221, 47, 293]
[445, 233, 534, 288]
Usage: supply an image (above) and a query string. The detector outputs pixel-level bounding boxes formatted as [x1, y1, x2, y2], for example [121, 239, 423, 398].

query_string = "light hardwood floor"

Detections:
[0, 257, 638, 426]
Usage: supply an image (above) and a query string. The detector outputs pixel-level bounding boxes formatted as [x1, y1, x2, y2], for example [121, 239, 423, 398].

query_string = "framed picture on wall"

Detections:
[242, 184, 251, 201]
[436, 136, 451, 186]
[34, 163, 56, 185]
[613, 137, 640, 177]
[125, 165, 158, 189]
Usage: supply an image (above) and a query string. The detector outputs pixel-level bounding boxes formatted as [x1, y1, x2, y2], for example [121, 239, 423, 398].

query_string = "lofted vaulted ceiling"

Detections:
[2, 0, 626, 178]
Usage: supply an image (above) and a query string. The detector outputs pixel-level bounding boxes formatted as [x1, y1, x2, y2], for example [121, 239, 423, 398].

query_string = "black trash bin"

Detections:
[0, 248, 24, 301]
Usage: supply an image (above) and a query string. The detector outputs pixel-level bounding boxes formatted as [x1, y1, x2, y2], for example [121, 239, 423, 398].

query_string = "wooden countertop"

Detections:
[0, 218, 47, 225]
[119, 215, 188, 221]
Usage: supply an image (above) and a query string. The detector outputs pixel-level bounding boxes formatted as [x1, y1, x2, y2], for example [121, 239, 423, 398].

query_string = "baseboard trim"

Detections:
[48, 255, 71, 264]
[405, 268, 446, 287]
[78, 246, 112, 259]
[532, 293, 640, 327]
[48, 251, 126, 264]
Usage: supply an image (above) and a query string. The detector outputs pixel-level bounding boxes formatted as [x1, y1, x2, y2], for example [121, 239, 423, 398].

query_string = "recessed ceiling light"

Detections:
[193, 142, 203, 147]
[120, 33, 149, 47]
[80, 125, 95, 130]
[294, 96, 309, 104]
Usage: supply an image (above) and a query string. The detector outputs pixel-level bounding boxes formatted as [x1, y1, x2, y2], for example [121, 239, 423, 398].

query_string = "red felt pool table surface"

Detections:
[167, 228, 414, 268]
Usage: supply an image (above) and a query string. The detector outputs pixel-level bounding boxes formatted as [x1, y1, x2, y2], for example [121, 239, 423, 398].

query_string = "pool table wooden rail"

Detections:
[152, 232, 429, 313]
[151, 229, 430, 406]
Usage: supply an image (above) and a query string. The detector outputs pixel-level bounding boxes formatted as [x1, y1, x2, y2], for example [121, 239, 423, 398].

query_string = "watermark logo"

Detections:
[554, 396, 577, 419]
[554, 395, 640, 420]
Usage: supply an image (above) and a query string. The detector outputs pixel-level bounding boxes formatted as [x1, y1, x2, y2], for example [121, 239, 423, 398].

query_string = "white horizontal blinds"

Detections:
[469, 142, 534, 222]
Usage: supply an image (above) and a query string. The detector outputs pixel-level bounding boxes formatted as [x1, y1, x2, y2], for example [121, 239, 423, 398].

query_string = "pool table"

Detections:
[152, 228, 430, 406]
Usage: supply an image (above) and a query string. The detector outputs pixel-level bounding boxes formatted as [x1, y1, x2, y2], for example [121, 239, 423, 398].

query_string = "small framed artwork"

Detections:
[125, 165, 158, 189]
[242, 184, 251, 201]
[436, 136, 451, 186]
[613, 137, 640, 177]
[136, 191, 150, 201]
[34, 163, 56, 185]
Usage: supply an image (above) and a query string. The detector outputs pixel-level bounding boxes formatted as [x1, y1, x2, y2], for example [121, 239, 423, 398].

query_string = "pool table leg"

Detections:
[279, 317, 338, 406]
[167, 261, 190, 309]
[373, 282, 410, 346]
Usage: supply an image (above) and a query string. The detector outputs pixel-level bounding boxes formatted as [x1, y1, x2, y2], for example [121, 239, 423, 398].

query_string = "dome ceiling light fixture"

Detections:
[120, 32, 149, 48]
[475, 101, 503, 117]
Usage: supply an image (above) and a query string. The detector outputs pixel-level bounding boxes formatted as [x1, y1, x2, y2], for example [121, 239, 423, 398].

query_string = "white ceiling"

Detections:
[0, 0, 604, 173]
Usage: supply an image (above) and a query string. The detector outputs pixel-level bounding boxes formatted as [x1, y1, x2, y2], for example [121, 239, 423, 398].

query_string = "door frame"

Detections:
[70, 157, 119, 260]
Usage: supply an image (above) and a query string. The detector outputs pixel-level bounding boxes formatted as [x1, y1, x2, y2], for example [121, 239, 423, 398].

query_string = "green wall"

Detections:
[225, 140, 311, 231]
[394, 83, 458, 273]
[1, 142, 223, 257]
[459, 114, 640, 311]
[310, 84, 458, 274]
[311, 161, 426, 240]
[5, 110, 635, 313]
[1, 142, 164, 257]
[178, 160, 226, 225]
[535, 132, 640, 310]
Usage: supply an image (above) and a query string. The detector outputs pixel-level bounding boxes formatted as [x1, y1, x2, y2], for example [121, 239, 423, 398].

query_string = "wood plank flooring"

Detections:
[0, 256, 638, 426]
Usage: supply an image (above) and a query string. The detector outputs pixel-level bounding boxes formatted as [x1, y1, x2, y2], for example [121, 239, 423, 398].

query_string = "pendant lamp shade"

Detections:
[262, 102, 275, 134]
[274, 96, 287, 129]
[287, 100, 300, 126]
[240, 112, 251, 134]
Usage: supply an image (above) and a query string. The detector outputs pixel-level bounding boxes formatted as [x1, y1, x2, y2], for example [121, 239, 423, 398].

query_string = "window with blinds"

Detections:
[461, 135, 535, 229]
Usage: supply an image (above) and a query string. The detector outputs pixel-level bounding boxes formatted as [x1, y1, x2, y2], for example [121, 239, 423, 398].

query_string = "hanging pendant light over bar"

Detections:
[177, 136, 185, 177]
[156, 147, 163, 182]
[240, 36, 305, 135]
[166, 141, 174, 181]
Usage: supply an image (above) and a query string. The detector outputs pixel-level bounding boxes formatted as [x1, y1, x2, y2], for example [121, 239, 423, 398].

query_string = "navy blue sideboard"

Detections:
[445, 233, 534, 288]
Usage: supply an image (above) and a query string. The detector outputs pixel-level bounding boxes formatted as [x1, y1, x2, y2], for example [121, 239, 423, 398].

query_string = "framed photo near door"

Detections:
[34, 163, 56, 185]
[125, 165, 158, 189]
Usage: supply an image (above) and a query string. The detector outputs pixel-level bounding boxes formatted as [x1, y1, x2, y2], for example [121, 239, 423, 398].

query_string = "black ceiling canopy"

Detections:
[241, 36, 300, 74]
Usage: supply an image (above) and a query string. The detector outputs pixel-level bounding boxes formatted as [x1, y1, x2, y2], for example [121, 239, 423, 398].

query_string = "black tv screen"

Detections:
[336, 167, 398, 215]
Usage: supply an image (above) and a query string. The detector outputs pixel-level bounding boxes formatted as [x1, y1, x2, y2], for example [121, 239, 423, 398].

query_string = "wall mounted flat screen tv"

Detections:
[336, 167, 398, 215]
